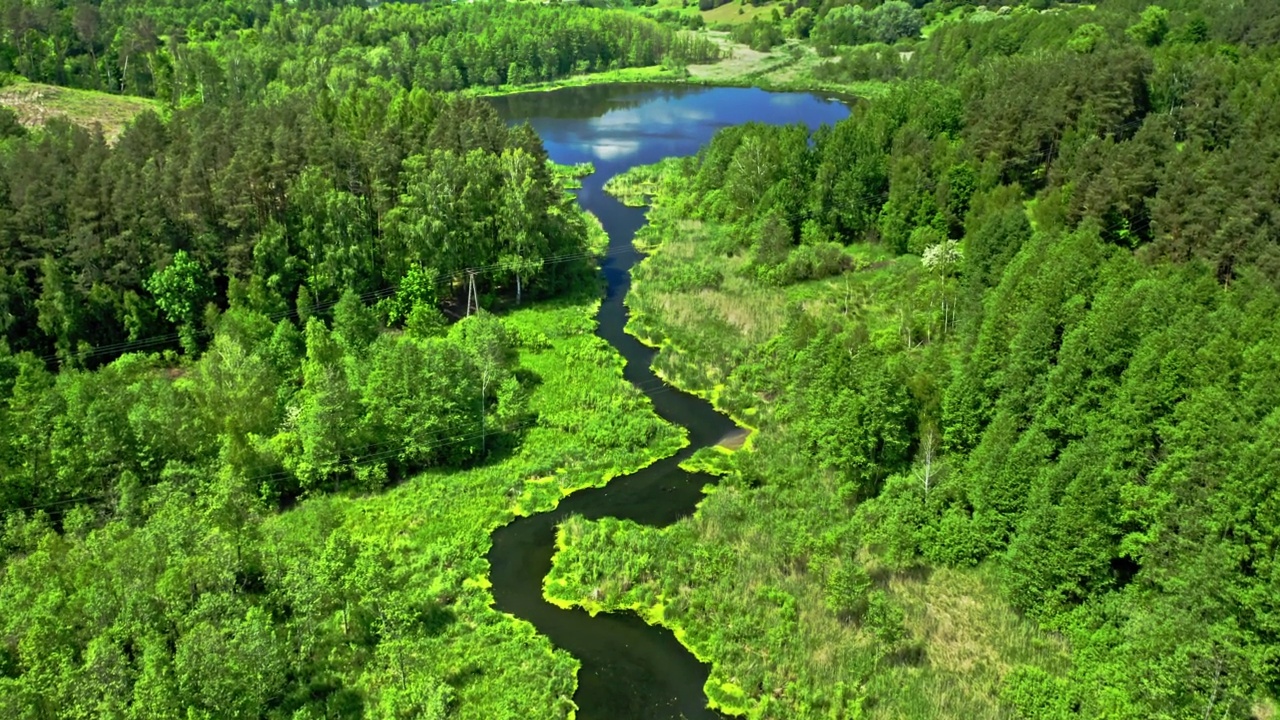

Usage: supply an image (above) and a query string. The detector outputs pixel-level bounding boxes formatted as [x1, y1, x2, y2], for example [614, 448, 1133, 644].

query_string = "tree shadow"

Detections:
[886, 642, 928, 668]
[420, 604, 458, 638]
[869, 563, 934, 589]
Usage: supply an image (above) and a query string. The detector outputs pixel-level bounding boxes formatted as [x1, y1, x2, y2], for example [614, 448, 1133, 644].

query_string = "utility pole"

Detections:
[466, 269, 478, 316]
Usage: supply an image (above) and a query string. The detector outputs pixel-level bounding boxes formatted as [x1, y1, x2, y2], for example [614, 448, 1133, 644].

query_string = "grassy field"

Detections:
[0, 81, 161, 142]
[701, 0, 779, 26]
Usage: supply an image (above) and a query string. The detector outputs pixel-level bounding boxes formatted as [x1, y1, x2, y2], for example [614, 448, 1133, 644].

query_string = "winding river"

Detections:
[486, 85, 851, 720]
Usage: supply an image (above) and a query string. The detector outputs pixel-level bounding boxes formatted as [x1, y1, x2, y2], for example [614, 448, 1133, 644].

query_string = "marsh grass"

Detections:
[867, 565, 1070, 719]
[603, 159, 683, 207]
[268, 297, 685, 718]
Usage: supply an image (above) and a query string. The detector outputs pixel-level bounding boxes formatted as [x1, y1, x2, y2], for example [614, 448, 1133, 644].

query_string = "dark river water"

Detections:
[486, 84, 851, 720]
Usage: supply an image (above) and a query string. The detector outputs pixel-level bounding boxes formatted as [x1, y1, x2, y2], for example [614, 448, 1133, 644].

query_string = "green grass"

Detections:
[266, 296, 687, 718]
[0, 81, 161, 142]
[701, 0, 778, 26]
[540, 160, 1068, 719]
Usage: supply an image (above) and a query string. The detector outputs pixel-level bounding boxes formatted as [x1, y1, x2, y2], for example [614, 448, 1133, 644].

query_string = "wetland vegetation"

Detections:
[1, 0, 1279, 718]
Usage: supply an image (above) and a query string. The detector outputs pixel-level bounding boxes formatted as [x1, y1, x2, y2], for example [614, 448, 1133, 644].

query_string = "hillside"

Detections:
[0, 81, 160, 142]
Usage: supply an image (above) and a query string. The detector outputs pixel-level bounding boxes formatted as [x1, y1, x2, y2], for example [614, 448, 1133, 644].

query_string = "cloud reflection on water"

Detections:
[589, 103, 714, 132]
[590, 140, 642, 160]
[585, 102, 719, 161]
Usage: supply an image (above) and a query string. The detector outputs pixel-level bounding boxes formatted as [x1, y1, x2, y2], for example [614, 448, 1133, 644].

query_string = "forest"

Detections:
[0, 1, 702, 716]
[0, 0, 720, 98]
[1, 0, 1279, 718]
[551, 0, 1280, 718]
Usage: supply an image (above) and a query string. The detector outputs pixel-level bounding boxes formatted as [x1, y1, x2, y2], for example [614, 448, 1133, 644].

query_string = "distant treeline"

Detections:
[0, 0, 721, 99]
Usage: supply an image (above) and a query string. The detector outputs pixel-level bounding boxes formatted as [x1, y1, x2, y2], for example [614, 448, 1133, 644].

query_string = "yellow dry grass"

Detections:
[701, 1, 779, 26]
[871, 565, 1070, 719]
[642, 235, 787, 345]
[647, 286, 785, 347]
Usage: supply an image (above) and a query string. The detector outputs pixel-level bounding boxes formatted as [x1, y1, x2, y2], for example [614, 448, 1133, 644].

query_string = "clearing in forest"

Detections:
[0, 81, 160, 142]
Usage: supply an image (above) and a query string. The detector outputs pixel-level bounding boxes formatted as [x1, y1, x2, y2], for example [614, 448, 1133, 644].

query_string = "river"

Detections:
[486, 84, 851, 720]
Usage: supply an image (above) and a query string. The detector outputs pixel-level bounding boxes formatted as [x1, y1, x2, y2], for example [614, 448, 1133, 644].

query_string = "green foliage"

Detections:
[576, 13, 1280, 713]
[791, 7, 816, 40]
[0, 294, 684, 719]
[813, 1, 922, 50]
[145, 250, 211, 354]
[1127, 6, 1170, 47]
[332, 288, 379, 350]
[1067, 22, 1108, 54]
[731, 17, 785, 52]
[383, 266, 441, 327]
[0, 1, 718, 100]
[0, 89, 596, 357]
[0, 106, 24, 139]
[824, 560, 872, 620]
[6, 2, 1280, 719]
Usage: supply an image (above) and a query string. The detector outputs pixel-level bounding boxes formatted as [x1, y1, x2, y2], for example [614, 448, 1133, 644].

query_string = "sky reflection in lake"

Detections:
[491, 84, 852, 175]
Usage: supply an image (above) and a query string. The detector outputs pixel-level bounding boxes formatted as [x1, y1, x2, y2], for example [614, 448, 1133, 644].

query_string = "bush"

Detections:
[731, 17, 785, 51]
[666, 261, 725, 292]
[757, 242, 851, 286]
[824, 560, 872, 621]
[1067, 23, 1107, 54]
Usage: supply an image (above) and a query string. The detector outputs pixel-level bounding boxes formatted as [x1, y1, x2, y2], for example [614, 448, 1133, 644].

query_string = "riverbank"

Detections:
[543, 160, 1070, 719]
[489, 85, 855, 718]
[260, 294, 688, 720]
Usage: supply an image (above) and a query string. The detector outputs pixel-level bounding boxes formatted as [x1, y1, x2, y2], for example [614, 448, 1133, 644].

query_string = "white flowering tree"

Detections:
[921, 240, 962, 339]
